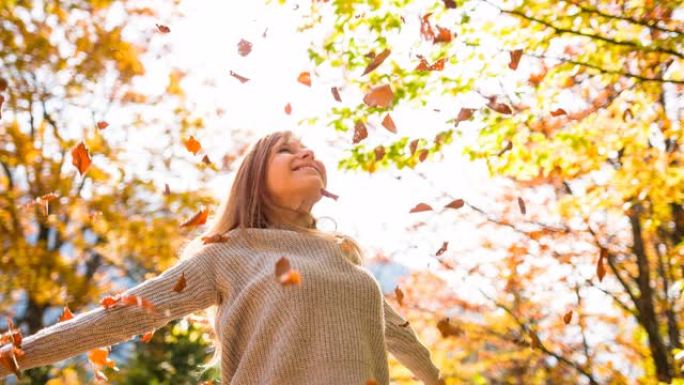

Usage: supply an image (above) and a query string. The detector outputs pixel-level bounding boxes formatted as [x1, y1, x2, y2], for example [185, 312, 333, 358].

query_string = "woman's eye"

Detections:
[279, 147, 292, 153]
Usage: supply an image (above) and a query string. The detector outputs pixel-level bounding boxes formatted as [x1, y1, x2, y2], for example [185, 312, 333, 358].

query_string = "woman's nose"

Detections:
[299, 148, 315, 159]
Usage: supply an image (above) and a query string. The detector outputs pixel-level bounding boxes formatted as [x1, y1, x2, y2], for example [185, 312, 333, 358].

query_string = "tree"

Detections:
[296, 0, 684, 383]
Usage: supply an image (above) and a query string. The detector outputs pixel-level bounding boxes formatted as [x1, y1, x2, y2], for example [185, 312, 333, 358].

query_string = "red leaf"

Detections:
[229, 70, 250, 83]
[59, 306, 74, 322]
[445, 199, 464, 209]
[331, 86, 342, 102]
[96, 121, 108, 129]
[297, 71, 311, 87]
[415, 56, 447, 72]
[201, 154, 212, 165]
[363, 84, 394, 108]
[442, 0, 457, 8]
[437, 317, 463, 337]
[156, 24, 170, 33]
[409, 202, 433, 213]
[71, 142, 92, 176]
[362, 49, 391, 76]
[353, 121, 368, 144]
[418, 149, 428, 162]
[141, 330, 155, 343]
[381, 114, 397, 133]
[173, 272, 187, 293]
[433, 26, 453, 43]
[237, 39, 253, 56]
[508, 49, 523, 70]
[409, 139, 419, 155]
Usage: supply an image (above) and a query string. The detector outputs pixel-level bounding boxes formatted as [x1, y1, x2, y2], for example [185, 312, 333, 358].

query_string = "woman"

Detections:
[0, 130, 445, 385]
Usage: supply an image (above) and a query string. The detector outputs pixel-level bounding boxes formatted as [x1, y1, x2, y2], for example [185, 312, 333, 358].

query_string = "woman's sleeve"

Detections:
[0, 246, 221, 379]
[383, 297, 443, 385]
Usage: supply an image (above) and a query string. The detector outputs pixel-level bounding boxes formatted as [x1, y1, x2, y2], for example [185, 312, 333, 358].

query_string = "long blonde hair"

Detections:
[177, 130, 364, 371]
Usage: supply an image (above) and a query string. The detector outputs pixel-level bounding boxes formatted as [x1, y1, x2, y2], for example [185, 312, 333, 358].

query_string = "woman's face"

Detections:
[266, 136, 327, 212]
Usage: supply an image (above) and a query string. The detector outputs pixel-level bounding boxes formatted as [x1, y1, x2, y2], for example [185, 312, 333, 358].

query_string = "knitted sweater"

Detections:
[0, 228, 442, 384]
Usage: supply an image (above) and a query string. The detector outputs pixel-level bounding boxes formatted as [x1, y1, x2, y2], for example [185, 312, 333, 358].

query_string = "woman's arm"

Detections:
[383, 297, 443, 385]
[0, 245, 221, 379]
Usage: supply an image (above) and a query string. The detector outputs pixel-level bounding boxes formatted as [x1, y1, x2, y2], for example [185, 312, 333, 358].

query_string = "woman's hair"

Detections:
[176, 129, 364, 371]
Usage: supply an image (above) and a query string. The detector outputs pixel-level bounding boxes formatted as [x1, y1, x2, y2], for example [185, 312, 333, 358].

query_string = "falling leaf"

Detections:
[321, 188, 339, 201]
[184, 135, 202, 155]
[409, 203, 433, 213]
[1, 317, 23, 348]
[597, 247, 607, 282]
[381, 114, 397, 133]
[331, 86, 342, 102]
[201, 233, 230, 244]
[96, 121, 108, 129]
[436, 241, 448, 256]
[59, 306, 74, 322]
[409, 139, 419, 155]
[433, 26, 453, 43]
[362, 49, 391, 76]
[71, 142, 92, 176]
[180, 207, 209, 228]
[394, 286, 404, 307]
[550, 108, 567, 116]
[284, 103, 292, 115]
[0, 95, 4, 120]
[486, 96, 513, 114]
[88, 347, 117, 368]
[563, 310, 573, 324]
[237, 39, 252, 56]
[141, 330, 155, 343]
[363, 84, 394, 108]
[353, 121, 368, 144]
[436, 317, 462, 337]
[415, 56, 447, 72]
[201, 154, 212, 165]
[164, 183, 171, 195]
[275, 256, 301, 286]
[229, 70, 250, 83]
[419, 13, 435, 41]
[0, 78, 7, 91]
[156, 24, 170, 33]
[173, 272, 187, 293]
[445, 199, 464, 209]
[508, 49, 523, 70]
[100, 294, 156, 313]
[374, 146, 385, 161]
[442, 0, 457, 8]
[517, 197, 526, 215]
[418, 149, 428, 162]
[297, 71, 311, 87]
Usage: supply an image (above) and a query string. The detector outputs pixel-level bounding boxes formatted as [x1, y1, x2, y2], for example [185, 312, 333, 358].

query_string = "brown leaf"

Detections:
[436, 241, 448, 256]
[362, 49, 391, 76]
[366, 380, 379, 385]
[363, 84, 394, 108]
[597, 247, 607, 282]
[415, 56, 447, 72]
[517, 197, 526, 215]
[184, 135, 202, 155]
[173, 272, 187, 293]
[237, 39, 252, 56]
[550, 108, 567, 116]
[445, 199, 464, 210]
[331, 86, 342, 102]
[454, 108, 475, 124]
[563, 310, 573, 324]
[381, 114, 397, 133]
[201, 233, 230, 244]
[321, 188, 339, 201]
[164, 183, 171, 195]
[374, 146, 385, 161]
[0, 95, 4, 120]
[156, 24, 170, 33]
[409, 203, 433, 213]
[201, 154, 212, 165]
[353, 121, 368, 144]
[394, 286, 405, 307]
[436, 317, 462, 338]
[529, 331, 542, 348]
[486, 96, 513, 114]
[284, 103, 292, 115]
[418, 149, 428, 162]
[297, 71, 311, 87]
[229, 70, 250, 83]
[409, 139, 419, 155]
[96, 121, 108, 129]
[180, 208, 209, 228]
[0, 78, 7, 91]
[71, 142, 92, 176]
[443, 0, 457, 8]
[508, 49, 523, 70]
[59, 306, 74, 322]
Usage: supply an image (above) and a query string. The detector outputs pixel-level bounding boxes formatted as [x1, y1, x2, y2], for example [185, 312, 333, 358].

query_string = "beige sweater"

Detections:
[0, 228, 442, 384]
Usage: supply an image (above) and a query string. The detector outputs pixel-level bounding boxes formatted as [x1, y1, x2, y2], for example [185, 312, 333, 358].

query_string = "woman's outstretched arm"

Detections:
[383, 297, 444, 385]
[0, 245, 221, 379]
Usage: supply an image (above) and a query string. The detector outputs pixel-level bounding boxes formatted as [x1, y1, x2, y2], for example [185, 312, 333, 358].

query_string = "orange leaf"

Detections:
[508, 49, 523, 70]
[180, 208, 209, 228]
[331, 86, 342, 102]
[156, 24, 170, 33]
[381, 113, 397, 133]
[59, 306, 74, 322]
[415, 56, 447, 72]
[96, 121, 109, 129]
[0, 345, 22, 377]
[141, 330, 155, 343]
[71, 142, 92, 176]
[173, 272, 187, 293]
[418, 149, 428, 162]
[517, 197, 526, 215]
[284, 103, 292, 115]
[297, 71, 311, 87]
[409, 139, 419, 155]
[433, 26, 453, 43]
[374, 146, 385, 162]
[436, 241, 448, 256]
[409, 203, 433, 213]
[352, 121, 368, 144]
[100, 295, 120, 309]
[184, 135, 202, 155]
[563, 310, 573, 324]
[229, 70, 250, 83]
[237, 39, 252, 56]
[597, 247, 607, 282]
[275, 256, 301, 286]
[454, 108, 475, 125]
[363, 84, 394, 108]
[445, 199, 464, 210]
[362, 49, 391, 76]
[436, 317, 462, 337]
[394, 286, 404, 307]
[201, 233, 230, 244]
[550, 108, 567, 116]
[419, 13, 435, 41]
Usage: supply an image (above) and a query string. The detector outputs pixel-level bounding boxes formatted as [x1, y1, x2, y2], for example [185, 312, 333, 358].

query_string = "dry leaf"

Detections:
[59, 306, 74, 322]
[331, 86, 342, 102]
[374, 146, 385, 161]
[394, 286, 404, 307]
[436, 241, 448, 256]
[237, 39, 252, 56]
[563, 310, 573, 324]
[164, 183, 171, 195]
[362, 49, 391, 76]
[409, 139, 419, 155]
[597, 247, 607, 282]
[156, 24, 170, 33]
[433, 26, 453, 43]
[201, 154, 212, 165]
[297, 71, 311, 87]
[445, 199, 464, 209]
[184, 135, 202, 155]
[508, 49, 523, 70]
[363, 84, 394, 108]
[229, 70, 250, 83]
[284, 103, 292, 115]
[180, 208, 209, 228]
[201, 233, 230, 244]
[419, 13, 435, 41]
[321, 188, 339, 201]
[486, 96, 513, 114]
[517, 197, 526, 215]
[550, 108, 567, 116]
[418, 149, 428, 162]
[71, 142, 92, 176]
[173, 272, 186, 293]
[96, 121, 109, 129]
[275, 256, 301, 286]
[454, 108, 475, 125]
[437, 317, 462, 337]
[409, 203, 433, 213]
[381, 114, 397, 133]
[353, 121, 368, 144]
